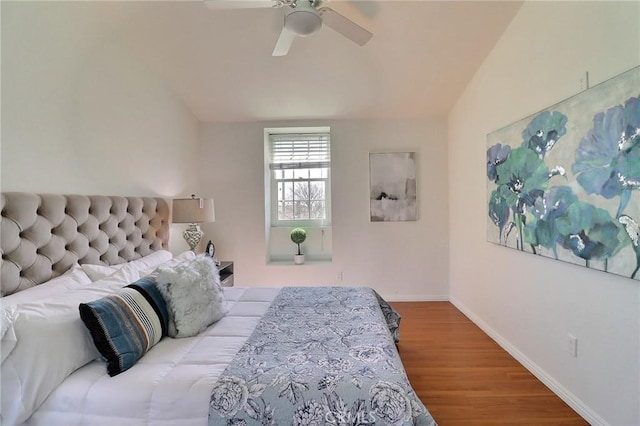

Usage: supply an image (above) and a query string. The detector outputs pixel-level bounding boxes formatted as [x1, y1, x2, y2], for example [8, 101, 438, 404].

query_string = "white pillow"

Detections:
[85, 251, 194, 281]
[0, 263, 141, 425]
[1, 263, 92, 309]
[129, 250, 173, 276]
[0, 264, 92, 367]
[0, 306, 16, 339]
[155, 255, 228, 338]
[152, 250, 196, 271]
[1, 306, 18, 364]
[80, 263, 123, 281]
[81, 250, 173, 281]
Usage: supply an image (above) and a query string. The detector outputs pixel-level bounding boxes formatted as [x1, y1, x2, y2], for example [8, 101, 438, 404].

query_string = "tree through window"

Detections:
[267, 131, 331, 226]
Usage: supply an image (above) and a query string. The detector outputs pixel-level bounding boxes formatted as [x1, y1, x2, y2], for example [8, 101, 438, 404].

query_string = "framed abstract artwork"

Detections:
[370, 152, 417, 222]
[486, 66, 640, 280]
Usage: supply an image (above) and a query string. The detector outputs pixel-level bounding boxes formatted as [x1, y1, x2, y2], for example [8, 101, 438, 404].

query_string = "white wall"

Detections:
[199, 118, 449, 301]
[449, 2, 640, 425]
[1, 2, 200, 253]
[11, 1, 636, 422]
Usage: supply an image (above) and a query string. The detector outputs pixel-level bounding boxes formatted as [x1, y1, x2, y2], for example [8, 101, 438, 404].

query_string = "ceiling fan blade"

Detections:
[272, 27, 296, 56]
[203, 0, 276, 9]
[318, 7, 372, 46]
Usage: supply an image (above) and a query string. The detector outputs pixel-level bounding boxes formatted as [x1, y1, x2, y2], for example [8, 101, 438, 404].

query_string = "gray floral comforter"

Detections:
[208, 287, 436, 425]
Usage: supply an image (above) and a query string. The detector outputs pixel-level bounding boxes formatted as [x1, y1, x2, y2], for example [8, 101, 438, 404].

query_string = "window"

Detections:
[266, 129, 331, 227]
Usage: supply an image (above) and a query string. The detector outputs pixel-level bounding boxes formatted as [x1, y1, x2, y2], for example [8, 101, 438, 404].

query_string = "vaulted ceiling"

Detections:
[3, 0, 522, 123]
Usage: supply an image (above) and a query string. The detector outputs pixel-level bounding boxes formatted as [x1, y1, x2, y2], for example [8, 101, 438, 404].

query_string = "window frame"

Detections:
[265, 127, 332, 228]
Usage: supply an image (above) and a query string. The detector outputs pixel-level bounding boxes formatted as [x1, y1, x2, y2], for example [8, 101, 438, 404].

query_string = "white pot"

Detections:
[294, 254, 305, 265]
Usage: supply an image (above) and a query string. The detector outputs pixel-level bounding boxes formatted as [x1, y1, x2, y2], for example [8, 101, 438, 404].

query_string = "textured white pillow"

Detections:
[155, 255, 228, 338]
[0, 263, 141, 425]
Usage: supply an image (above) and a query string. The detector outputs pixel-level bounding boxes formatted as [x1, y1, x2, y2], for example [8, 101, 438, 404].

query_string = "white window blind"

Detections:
[269, 133, 330, 170]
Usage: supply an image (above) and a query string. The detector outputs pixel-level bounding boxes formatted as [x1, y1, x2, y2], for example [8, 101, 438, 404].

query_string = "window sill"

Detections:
[269, 223, 331, 229]
[267, 256, 332, 266]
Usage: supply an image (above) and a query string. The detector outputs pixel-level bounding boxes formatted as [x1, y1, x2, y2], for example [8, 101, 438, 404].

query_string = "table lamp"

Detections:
[172, 195, 215, 251]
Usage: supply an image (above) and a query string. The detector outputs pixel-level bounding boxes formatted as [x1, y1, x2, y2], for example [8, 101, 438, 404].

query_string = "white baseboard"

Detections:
[382, 294, 450, 302]
[450, 296, 608, 426]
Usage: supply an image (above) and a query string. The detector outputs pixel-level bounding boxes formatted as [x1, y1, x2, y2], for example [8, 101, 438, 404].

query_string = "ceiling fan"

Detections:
[203, 0, 373, 56]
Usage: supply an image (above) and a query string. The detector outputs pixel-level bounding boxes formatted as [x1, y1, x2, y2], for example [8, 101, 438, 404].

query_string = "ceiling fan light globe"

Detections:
[284, 10, 322, 36]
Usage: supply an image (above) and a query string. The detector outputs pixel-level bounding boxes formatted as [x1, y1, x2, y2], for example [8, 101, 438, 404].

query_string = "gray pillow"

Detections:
[155, 255, 228, 338]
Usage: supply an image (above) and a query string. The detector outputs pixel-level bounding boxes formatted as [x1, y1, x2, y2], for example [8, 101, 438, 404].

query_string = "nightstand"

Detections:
[218, 261, 234, 287]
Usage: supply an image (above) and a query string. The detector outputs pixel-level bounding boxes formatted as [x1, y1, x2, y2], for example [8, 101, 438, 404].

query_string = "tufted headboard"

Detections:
[1, 193, 170, 297]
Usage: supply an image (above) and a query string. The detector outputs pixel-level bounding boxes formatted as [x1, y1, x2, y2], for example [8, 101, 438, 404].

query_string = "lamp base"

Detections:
[183, 224, 204, 251]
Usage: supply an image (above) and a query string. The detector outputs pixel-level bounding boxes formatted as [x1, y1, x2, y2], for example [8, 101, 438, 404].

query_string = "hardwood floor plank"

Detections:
[392, 302, 588, 425]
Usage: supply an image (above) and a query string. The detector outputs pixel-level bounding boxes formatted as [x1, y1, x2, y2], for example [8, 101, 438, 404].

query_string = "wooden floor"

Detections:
[391, 302, 588, 426]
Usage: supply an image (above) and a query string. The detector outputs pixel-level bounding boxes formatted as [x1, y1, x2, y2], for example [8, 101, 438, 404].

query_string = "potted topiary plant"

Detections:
[290, 228, 307, 264]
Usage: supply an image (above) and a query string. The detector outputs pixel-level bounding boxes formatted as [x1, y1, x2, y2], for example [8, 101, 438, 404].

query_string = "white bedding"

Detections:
[23, 287, 281, 426]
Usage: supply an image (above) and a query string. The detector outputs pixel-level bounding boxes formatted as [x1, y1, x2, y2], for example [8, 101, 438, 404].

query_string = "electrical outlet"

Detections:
[337, 271, 343, 281]
[567, 334, 578, 358]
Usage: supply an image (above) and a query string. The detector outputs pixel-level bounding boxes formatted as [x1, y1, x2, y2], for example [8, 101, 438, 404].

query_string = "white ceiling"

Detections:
[6, 0, 523, 123]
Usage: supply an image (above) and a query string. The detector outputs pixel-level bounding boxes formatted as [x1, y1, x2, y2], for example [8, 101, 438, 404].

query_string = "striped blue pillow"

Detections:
[79, 276, 169, 376]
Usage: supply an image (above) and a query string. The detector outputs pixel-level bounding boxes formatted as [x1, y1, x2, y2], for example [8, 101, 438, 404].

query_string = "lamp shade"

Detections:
[172, 197, 215, 224]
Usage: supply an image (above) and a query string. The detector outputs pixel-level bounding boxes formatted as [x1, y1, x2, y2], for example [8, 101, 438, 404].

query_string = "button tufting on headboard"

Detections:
[0, 193, 170, 296]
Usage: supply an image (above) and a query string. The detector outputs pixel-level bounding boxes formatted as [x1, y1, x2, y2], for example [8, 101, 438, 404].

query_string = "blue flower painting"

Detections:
[487, 66, 640, 280]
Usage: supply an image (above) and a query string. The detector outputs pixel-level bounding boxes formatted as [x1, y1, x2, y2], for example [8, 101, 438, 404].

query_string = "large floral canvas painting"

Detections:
[487, 66, 640, 280]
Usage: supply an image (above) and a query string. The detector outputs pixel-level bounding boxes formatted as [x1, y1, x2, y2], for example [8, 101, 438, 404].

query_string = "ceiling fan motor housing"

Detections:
[284, 4, 322, 36]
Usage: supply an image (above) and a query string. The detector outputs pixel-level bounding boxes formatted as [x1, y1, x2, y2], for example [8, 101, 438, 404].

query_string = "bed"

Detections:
[1, 192, 436, 425]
